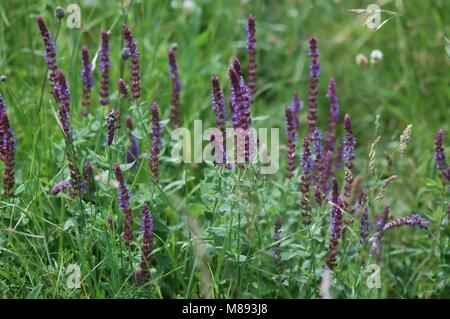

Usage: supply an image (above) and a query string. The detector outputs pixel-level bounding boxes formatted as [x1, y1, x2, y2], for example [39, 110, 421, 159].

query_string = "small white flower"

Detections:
[182, 0, 198, 13]
[370, 49, 383, 64]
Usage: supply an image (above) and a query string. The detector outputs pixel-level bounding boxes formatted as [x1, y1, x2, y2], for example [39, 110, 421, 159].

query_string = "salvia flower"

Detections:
[125, 116, 139, 168]
[113, 163, 134, 243]
[106, 109, 120, 146]
[0, 111, 15, 197]
[168, 48, 182, 127]
[53, 70, 80, 195]
[300, 135, 312, 224]
[122, 24, 141, 100]
[272, 218, 282, 273]
[51, 180, 70, 195]
[291, 93, 302, 130]
[118, 78, 130, 100]
[36, 16, 58, 97]
[80, 44, 93, 115]
[150, 102, 162, 180]
[358, 190, 370, 243]
[434, 129, 450, 182]
[0, 94, 8, 160]
[326, 178, 343, 268]
[307, 36, 320, 134]
[99, 30, 111, 106]
[383, 213, 429, 231]
[312, 128, 324, 203]
[246, 15, 257, 97]
[285, 106, 297, 178]
[343, 114, 356, 207]
[211, 75, 227, 165]
[140, 203, 154, 269]
[325, 78, 339, 153]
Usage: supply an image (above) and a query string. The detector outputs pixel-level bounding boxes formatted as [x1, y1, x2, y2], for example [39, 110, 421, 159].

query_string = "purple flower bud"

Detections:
[113, 163, 134, 244]
[106, 109, 120, 146]
[168, 48, 182, 128]
[285, 106, 297, 178]
[118, 78, 130, 100]
[383, 213, 429, 231]
[122, 24, 141, 100]
[81, 44, 93, 115]
[0, 111, 15, 197]
[326, 178, 343, 268]
[150, 102, 162, 180]
[307, 36, 320, 134]
[312, 128, 324, 203]
[107, 215, 115, 231]
[300, 135, 312, 224]
[99, 30, 111, 106]
[291, 93, 302, 130]
[246, 15, 257, 97]
[434, 129, 450, 182]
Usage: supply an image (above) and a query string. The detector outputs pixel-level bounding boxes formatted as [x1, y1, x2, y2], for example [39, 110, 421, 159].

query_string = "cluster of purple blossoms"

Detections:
[300, 135, 312, 224]
[133, 203, 154, 285]
[150, 102, 162, 180]
[211, 75, 227, 165]
[229, 58, 253, 163]
[307, 37, 320, 134]
[53, 70, 80, 195]
[80, 45, 93, 115]
[118, 78, 130, 100]
[343, 114, 356, 208]
[125, 116, 139, 168]
[99, 30, 111, 106]
[434, 129, 450, 182]
[384, 213, 429, 231]
[0, 110, 15, 197]
[272, 218, 282, 273]
[246, 15, 257, 98]
[51, 180, 71, 196]
[291, 93, 302, 130]
[326, 178, 343, 268]
[106, 109, 120, 146]
[113, 163, 134, 244]
[36, 16, 58, 98]
[168, 48, 182, 128]
[122, 24, 141, 100]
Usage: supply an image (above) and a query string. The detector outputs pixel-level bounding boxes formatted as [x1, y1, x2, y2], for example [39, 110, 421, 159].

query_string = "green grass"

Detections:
[0, 0, 449, 298]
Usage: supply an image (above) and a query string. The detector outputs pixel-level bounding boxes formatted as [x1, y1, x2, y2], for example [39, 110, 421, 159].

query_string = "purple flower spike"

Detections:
[343, 114, 356, 208]
[53, 70, 80, 195]
[312, 128, 324, 204]
[272, 218, 282, 273]
[246, 15, 257, 98]
[118, 78, 130, 100]
[99, 30, 111, 106]
[326, 178, 343, 268]
[358, 190, 370, 243]
[0, 111, 15, 197]
[51, 180, 71, 195]
[307, 36, 320, 134]
[285, 106, 297, 178]
[36, 16, 58, 97]
[434, 129, 450, 182]
[325, 78, 339, 153]
[384, 213, 429, 231]
[168, 48, 182, 128]
[291, 93, 302, 130]
[80, 45, 93, 115]
[106, 109, 120, 146]
[125, 116, 139, 168]
[122, 24, 141, 100]
[150, 102, 162, 180]
[300, 135, 312, 224]
[113, 163, 134, 244]
[211, 75, 227, 165]
[140, 203, 154, 269]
